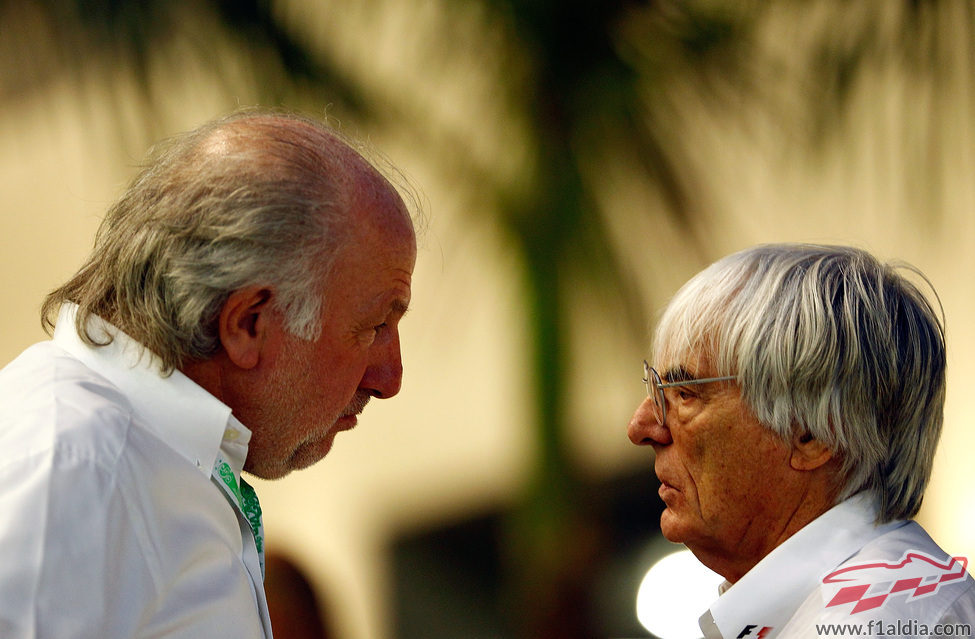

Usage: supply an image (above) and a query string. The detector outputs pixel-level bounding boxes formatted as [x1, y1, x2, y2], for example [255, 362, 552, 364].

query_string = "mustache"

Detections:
[342, 392, 371, 417]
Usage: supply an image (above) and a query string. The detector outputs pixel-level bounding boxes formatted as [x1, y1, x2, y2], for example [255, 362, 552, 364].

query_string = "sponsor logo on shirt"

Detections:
[736, 624, 773, 638]
[821, 550, 968, 615]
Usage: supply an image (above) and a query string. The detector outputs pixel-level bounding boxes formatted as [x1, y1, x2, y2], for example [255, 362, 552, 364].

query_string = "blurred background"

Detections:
[1, 1, 973, 637]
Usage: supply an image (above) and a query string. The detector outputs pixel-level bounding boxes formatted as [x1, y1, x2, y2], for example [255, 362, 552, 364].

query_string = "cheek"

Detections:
[302, 353, 369, 408]
[700, 433, 787, 511]
[681, 426, 749, 508]
[690, 450, 739, 515]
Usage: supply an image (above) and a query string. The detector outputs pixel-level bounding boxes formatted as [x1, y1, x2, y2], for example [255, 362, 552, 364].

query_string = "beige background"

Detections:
[2, 4, 974, 638]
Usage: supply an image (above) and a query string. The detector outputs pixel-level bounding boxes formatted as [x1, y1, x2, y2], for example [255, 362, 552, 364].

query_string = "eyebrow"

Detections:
[391, 298, 410, 317]
[661, 365, 695, 383]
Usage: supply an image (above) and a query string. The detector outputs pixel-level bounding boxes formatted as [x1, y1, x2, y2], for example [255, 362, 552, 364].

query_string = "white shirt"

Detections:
[700, 495, 975, 638]
[0, 305, 271, 638]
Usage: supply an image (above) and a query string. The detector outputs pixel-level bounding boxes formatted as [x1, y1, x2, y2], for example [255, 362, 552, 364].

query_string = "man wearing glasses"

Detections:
[628, 244, 974, 638]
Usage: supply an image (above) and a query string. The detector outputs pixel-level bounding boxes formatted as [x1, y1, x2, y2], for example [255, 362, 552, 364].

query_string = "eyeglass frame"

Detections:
[642, 360, 737, 425]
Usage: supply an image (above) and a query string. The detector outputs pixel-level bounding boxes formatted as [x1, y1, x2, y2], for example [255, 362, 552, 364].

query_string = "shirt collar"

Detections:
[703, 493, 907, 638]
[53, 302, 243, 478]
[220, 416, 252, 480]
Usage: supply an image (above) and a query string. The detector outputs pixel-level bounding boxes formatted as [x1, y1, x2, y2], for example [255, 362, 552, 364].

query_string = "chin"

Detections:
[659, 509, 689, 544]
[244, 446, 322, 480]
[288, 434, 338, 470]
[244, 461, 293, 481]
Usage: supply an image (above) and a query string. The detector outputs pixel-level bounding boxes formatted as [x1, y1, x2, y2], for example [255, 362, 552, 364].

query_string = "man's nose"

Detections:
[627, 396, 672, 446]
[361, 333, 404, 399]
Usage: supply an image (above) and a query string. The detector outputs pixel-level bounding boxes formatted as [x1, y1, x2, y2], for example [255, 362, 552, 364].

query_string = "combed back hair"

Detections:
[652, 244, 946, 523]
[42, 109, 385, 372]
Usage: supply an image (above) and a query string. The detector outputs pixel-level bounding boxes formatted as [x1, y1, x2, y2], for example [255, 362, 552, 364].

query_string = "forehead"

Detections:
[652, 296, 730, 378]
[314, 144, 417, 299]
[345, 152, 414, 231]
[652, 320, 717, 375]
[655, 350, 714, 382]
[325, 173, 415, 284]
[651, 254, 753, 375]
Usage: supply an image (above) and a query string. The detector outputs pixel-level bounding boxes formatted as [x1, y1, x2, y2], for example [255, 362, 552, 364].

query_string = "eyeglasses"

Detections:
[642, 360, 736, 425]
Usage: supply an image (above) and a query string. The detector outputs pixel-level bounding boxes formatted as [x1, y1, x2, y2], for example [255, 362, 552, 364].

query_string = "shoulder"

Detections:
[0, 343, 163, 636]
[787, 522, 975, 635]
[0, 341, 135, 470]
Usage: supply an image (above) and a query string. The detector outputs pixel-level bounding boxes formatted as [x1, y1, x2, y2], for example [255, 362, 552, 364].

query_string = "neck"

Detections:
[181, 355, 228, 403]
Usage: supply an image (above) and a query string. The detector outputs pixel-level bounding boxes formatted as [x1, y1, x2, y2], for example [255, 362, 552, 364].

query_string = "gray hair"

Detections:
[42, 109, 379, 372]
[653, 243, 945, 523]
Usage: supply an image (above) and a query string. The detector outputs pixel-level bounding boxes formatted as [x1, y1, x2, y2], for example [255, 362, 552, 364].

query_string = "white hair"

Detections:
[653, 243, 945, 523]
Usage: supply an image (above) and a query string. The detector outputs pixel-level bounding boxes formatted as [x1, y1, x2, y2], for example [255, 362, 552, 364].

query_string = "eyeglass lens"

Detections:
[642, 360, 667, 424]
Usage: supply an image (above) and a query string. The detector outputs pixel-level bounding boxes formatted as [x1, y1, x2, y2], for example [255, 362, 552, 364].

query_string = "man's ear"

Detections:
[790, 430, 834, 471]
[218, 286, 274, 370]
